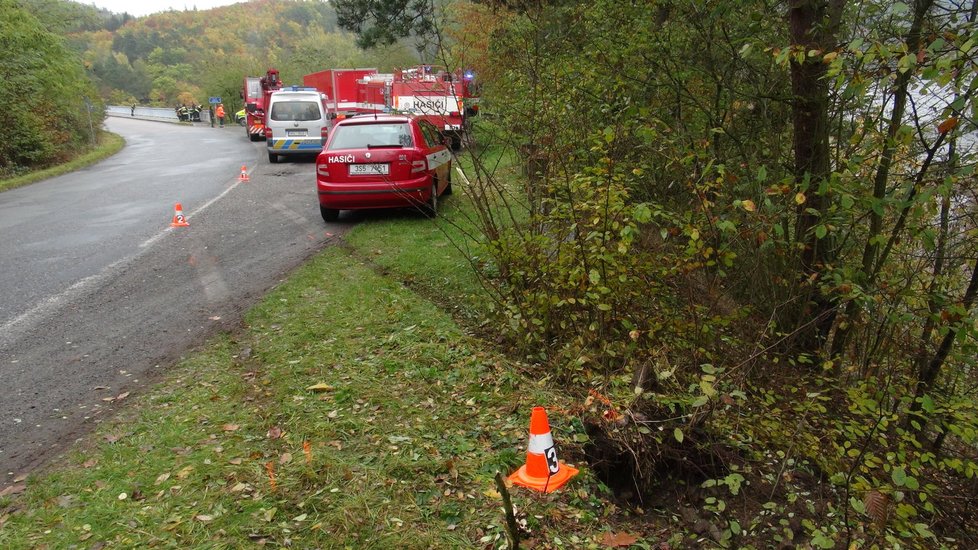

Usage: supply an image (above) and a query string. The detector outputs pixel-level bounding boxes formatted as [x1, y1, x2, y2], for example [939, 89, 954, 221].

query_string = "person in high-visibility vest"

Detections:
[215, 103, 226, 128]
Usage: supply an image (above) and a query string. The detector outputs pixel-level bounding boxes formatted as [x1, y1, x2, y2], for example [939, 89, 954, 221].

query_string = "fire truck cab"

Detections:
[241, 68, 282, 141]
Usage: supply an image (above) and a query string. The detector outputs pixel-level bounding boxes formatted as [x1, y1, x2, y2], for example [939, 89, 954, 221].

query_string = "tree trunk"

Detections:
[787, 0, 845, 352]
[912, 256, 978, 407]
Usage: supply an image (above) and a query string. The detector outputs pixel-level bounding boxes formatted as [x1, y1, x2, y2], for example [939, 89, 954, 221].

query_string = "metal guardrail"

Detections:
[105, 105, 212, 123]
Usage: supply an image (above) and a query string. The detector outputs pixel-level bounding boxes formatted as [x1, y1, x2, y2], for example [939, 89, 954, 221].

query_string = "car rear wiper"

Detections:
[366, 143, 401, 149]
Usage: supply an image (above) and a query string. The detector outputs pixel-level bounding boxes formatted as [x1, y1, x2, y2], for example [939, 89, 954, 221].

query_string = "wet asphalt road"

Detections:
[0, 117, 345, 486]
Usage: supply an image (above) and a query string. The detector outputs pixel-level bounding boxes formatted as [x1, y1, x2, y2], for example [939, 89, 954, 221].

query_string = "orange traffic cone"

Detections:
[238, 165, 250, 182]
[170, 202, 189, 227]
[508, 407, 578, 493]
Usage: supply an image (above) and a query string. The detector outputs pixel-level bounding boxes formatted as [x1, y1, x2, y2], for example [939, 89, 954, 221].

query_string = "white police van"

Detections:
[265, 87, 333, 163]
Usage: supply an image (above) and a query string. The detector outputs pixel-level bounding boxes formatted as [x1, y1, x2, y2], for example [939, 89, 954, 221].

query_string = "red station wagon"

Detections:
[316, 114, 453, 222]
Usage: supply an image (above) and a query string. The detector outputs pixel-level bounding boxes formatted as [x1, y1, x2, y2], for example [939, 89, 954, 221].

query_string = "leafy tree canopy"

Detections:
[2, 0, 103, 175]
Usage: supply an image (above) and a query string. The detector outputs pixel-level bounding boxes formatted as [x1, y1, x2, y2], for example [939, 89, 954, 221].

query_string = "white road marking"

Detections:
[0, 177, 244, 348]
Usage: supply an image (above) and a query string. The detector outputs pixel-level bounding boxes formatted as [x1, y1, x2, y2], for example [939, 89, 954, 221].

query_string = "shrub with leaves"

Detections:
[1, 0, 103, 176]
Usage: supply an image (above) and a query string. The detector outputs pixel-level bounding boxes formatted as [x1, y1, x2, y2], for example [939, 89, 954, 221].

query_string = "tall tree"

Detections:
[786, 0, 846, 351]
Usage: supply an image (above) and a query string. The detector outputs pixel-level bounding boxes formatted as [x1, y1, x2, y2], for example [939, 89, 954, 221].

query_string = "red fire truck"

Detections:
[389, 66, 473, 150]
[303, 68, 378, 119]
[302, 65, 476, 150]
[241, 68, 282, 141]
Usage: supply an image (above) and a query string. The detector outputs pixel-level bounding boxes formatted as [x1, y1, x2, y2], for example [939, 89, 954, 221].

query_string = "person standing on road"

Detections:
[215, 103, 226, 128]
[130, 103, 136, 116]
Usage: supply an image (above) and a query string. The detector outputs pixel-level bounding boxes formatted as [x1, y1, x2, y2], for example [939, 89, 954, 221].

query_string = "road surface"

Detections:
[0, 118, 343, 486]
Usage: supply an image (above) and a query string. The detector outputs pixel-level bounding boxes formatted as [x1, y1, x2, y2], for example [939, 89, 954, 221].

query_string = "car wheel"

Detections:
[268, 151, 278, 163]
[320, 206, 339, 222]
[249, 132, 260, 142]
[421, 180, 438, 218]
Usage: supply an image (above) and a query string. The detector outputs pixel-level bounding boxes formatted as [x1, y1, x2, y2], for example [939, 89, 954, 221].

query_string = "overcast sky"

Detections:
[83, 0, 244, 17]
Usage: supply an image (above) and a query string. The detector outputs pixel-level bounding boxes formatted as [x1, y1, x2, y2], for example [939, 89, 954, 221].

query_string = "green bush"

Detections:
[0, 0, 103, 175]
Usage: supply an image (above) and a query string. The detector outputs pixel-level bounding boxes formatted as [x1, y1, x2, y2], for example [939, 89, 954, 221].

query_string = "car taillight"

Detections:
[317, 164, 329, 178]
[321, 126, 329, 140]
[410, 160, 427, 174]
[265, 128, 272, 139]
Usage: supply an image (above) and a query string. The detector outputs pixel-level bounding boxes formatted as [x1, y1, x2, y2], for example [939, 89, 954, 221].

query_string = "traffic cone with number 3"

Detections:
[509, 406, 578, 492]
[170, 202, 189, 227]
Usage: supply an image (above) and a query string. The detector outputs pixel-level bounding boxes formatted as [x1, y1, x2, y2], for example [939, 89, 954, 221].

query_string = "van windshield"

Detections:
[270, 101, 322, 122]
[327, 123, 414, 150]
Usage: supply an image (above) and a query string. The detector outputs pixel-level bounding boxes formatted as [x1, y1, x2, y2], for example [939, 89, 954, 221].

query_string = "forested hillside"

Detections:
[2, 0, 420, 176]
[1, 0, 105, 177]
[68, 0, 419, 111]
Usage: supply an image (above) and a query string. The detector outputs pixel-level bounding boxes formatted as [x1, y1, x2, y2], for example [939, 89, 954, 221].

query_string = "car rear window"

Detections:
[270, 100, 322, 122]
[327, 123, 414, 150]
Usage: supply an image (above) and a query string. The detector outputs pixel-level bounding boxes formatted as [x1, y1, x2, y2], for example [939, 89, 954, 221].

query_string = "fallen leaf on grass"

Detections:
[223, 424, 240, 432]
[601, 531, 640, 548]
[176, 466, 194, 479]
[306, 382, 335, 392]
[104, 434, 123, 443]
[279, 452, 293, 464]
[116, 392, 130, 401]
[0, 483, 26, 498]
[196, 514, 215, 522]
[267, 426, 283, 440]
[265, 461, 277, 492]
[83, 459, 98, 468]
[229, 458, 243, 465]
[155, 473, 171, 485]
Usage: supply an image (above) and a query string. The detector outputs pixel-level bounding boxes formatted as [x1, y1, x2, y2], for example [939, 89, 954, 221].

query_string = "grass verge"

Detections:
[0, 132, 125, 193]
[0, 147, 656, 548]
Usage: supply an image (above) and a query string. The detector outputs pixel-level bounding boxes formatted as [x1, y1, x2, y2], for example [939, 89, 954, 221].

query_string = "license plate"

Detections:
[349, 163, 389, 175]
[286, 129, 307, 136]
